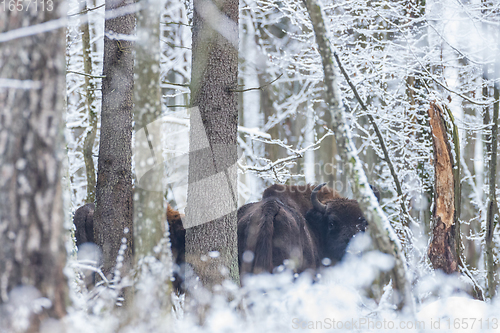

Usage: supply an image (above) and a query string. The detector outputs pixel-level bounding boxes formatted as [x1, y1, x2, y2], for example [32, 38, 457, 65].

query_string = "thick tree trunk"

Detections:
[427, 102, 459, 274]
[186, 0, 240, 290]
[94, 0, 135, 279]
[0, 8, 67, 331]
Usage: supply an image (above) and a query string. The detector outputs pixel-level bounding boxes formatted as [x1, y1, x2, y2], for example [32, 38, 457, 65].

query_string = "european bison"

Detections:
[73, 203, 95, 248]
[167, 205, 186, 293]
[73, 202, 185, 291]
[237, 183, 369, 276]
[73, 203, 184, 248]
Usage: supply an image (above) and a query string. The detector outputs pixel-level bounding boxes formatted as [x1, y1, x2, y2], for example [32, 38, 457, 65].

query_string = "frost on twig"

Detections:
[238, 130, 333, 183]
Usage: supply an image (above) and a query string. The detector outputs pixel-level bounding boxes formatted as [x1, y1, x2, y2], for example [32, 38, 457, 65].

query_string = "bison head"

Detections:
[306, 183, 368, 265]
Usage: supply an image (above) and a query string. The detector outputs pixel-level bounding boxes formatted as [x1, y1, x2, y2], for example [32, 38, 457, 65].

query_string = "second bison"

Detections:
[237, 183, 368, 275]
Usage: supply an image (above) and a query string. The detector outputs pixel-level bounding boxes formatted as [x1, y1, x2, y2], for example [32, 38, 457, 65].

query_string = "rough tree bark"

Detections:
[186, 0, 240, 290]
[303, 0, 414, 312]
[0, 8, 67, 331]
[427, 102, 459, 274]
[94, 0, 135, 279]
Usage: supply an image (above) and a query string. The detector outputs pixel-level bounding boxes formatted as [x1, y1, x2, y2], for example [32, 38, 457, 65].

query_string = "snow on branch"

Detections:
[0, 3, 141, 43]
[303, 0, 415, 312]
[162, 115, 272, 139]
[238, 130, 333, 176]
[333, 52, 414, 230]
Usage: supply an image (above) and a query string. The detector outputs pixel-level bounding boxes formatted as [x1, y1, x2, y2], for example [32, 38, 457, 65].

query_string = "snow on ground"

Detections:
[55, 234, 500, 333]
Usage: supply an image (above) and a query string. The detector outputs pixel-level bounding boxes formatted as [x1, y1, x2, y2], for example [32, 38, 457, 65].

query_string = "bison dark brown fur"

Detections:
[262, 183, 341, 217]
[306, 194, 368, 264]
[238, 183, 368, 276]
[73, 203, 185, 291]
[167, 205, 186, 293]
[238, 197, 318, 274]
[73, 203, 95, 248]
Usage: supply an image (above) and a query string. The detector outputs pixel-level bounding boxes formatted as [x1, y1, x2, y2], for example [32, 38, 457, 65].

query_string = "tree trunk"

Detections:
[260, 72, 281, 164]
[0, 8, 67, 331]
[81, 3, 98, 204]
[186, 0, 240, 291]
[241, 17, 263, 202]
[485, 83, 499, 298]
[427, 102, 459, 274]
[134, 0, 167, 262]
[94, 0, 135, 279]
[132, 0, 173, 311]
[303, 0, 414, 312]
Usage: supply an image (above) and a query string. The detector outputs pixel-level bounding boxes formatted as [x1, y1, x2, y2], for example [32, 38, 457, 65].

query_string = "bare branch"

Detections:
[67, 70, 106, 79]
[240, 130, 333, 173]
[161, 21, 191, 27]
[373, 8, 497, 106]
[334, 52, 414, 229]
[69, 4, 105, 17]
[162, 81, 190, 87]
[229, 73, 283, 92]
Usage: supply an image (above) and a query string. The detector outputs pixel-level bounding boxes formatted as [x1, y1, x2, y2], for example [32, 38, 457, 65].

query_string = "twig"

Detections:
[69, 3, 105, 17]
[373, 9, 496, 106]
[160, 39, 191, 49]
[458, 256, 485, 301]
[426, 20, 486, 66]
[161, 21, 191, 27]
[240, 130, 333, 173]
[333, 52, 413, 228]
[230, 73, 283, 92]
[67, 70, 106, 79]
[162, 81, 190, 87]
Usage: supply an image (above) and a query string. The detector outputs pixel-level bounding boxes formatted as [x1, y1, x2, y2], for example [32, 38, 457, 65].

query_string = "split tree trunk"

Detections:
[94, 0, 135, 279]
[427, 102, 459, 274]
[0, 7, 67, 331]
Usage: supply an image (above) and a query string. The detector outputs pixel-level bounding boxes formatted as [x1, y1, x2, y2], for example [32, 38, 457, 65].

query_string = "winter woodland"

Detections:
[1, 0, 500, 331]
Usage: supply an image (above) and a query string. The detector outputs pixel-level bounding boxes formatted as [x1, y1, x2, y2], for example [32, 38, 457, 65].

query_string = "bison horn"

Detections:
[311, 183, 327, 213]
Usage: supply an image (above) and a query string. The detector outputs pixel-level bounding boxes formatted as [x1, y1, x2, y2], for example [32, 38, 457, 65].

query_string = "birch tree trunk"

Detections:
[0, 8, 67, 331]
[94, 0, 135, 279]
[303, 0, 414, 311]
[185, 0, 240, 292]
